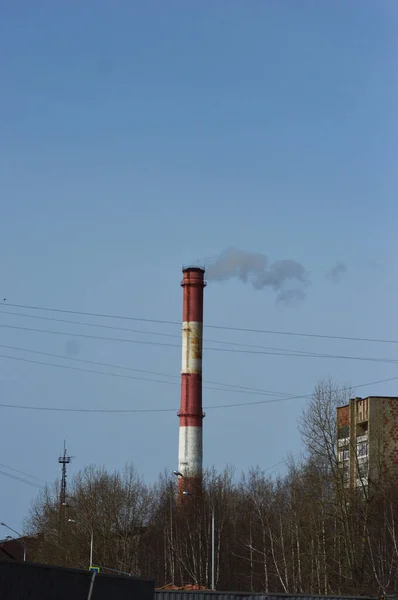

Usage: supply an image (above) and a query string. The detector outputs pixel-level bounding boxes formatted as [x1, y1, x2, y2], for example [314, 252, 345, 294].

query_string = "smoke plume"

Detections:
[326, 262, 346, 283]
[205, 248, 310, 303]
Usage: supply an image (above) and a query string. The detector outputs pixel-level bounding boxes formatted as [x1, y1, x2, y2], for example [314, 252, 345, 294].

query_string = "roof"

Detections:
[338, 396, 398, 409]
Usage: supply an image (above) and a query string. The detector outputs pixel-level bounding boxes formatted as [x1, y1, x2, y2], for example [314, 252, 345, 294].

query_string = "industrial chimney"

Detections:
[177, 266, 206, 499]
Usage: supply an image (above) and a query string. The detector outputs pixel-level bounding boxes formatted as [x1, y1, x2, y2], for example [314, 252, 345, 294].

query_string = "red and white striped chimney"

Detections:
[177, 266, 206, 498]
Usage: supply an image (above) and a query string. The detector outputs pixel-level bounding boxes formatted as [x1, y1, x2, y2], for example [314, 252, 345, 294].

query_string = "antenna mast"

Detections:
[59, 441, 71, 518]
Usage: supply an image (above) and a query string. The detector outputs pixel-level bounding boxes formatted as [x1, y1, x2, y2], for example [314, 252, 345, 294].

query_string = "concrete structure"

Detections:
[337, 396, 398, 489]
[177, 267, 206, 498]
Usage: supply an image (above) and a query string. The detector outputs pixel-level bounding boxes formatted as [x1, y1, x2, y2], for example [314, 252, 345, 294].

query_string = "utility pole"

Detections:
[58, 441, 71, 526]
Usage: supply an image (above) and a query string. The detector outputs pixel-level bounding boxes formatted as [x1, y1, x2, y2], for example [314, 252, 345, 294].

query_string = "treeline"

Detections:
[26, 380, 398, 595]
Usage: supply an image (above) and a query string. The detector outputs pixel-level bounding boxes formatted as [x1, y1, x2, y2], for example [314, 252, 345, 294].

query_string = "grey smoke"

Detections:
[326, 262, 346, 283]
[205, 248, 310, 303]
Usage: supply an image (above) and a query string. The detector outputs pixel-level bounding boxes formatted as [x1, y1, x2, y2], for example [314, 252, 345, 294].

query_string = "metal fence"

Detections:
[156, 591, 377, 600]
[0, 561, 155, 600]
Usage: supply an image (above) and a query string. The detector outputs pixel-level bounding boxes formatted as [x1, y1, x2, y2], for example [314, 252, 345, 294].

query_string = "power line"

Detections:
[0, 309, 182, 341]
[0, 462, 45, 483]
[204, 374, 398, 408]
[0, 352, 299, 399]
[0, 400, 173, 413]
[0, 322, 397, 365]
[0, 353, 178, 386]
[0, 375, 396, 414]
[4, 308, 395, 362]
[0, 343, 291, 397]
[0, 343, 179, 381]
[0, 309, 354, 356]
[1, 303, 179, 326]
[0, 321, 180, 348]
[207, 324, 398, 346]
[3, 302, 398, 346]
[4, 309, 391, 365]
[0, 341, 396, 402]
[0, 350, 289, 399]
[0, 469, 44, 489]
[0, 456, 300, 493]
[204, 345, 398, 364]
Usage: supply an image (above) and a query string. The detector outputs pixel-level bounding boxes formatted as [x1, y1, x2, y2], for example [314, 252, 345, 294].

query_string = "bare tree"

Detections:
[26, 463, 151, 575]
[24, 379, 398, 596]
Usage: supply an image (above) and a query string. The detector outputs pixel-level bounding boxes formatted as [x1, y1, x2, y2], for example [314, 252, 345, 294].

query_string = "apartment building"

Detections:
[337, 396, 398, 489]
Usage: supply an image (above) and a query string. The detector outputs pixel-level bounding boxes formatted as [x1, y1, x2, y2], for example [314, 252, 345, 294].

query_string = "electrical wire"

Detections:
[0, 309, 360, 356]
[0, 341, 396, 401]
[0, 305, 392, 488]
[1, 302, 179, 326]
[0, 343, 291, 397]
[0, 374, 396, 414]
[0, 454, 303, 493]
[0, 309, 182, 341]
[2, 302, 398, 345]
[0, 469, 44, 489]
[0, 352, 300, 399]
[0, 353, 178, 386]
[2, 343, 179, 380]
[2, 308, 394, 361]
[0, 462, 45, 483]
[0, 322, 397, 365]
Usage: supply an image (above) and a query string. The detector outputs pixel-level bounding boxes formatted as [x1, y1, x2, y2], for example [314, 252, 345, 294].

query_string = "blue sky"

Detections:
[0, 1, 397, 532]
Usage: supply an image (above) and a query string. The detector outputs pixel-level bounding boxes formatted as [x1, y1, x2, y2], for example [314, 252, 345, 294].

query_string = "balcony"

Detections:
[338, 450, 349, 462]
[356, 477, 368, 487]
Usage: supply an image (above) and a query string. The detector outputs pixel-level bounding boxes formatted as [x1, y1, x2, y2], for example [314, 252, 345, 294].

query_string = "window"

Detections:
[357, 441, 368, 458]
[339, 449, 349, 462]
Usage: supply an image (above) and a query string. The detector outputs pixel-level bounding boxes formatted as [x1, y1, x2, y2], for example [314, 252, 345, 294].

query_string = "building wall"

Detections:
[368, 397, 383, 487]
[337, 405, 349, 428]
[337, 396, 398, 490]
[374, 397, 398, 485]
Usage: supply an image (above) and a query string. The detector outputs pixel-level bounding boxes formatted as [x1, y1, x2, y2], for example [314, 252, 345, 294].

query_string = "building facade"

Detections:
[337, 396, 398, 489]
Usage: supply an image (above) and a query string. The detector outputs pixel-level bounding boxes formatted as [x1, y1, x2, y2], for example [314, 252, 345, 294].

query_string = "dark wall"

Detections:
[0, 561, 155, 600]
[155, 592, 377, 600]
